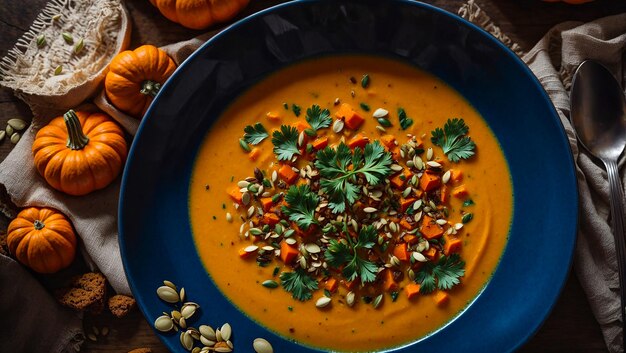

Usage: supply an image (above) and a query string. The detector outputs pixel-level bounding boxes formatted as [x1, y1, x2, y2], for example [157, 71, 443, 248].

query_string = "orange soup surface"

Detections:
[190, 56, 513, 352]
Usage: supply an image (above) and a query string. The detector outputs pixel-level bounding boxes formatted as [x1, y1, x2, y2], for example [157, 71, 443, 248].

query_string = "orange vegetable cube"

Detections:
[335, 103, 354, 119]
[443, 234, 462, 254]
[390, 174, 407, 189]
[450, 169, 463, 183]
[347, 133, 369, 149]
[266, 111, 281, 122]
[393, 243, 410, 262]
[345, 112, 365, 130]
[399, 219, 416, 230]
[420, 215, 443, 239]
[325, 278, 339, 293]
[380, 135, 397, 149]
[312, 136, 329, 150]
[452, 185, 469, 198]
[260, 198, 274, 212]
[383, 270, 399, 292]
[227, 186, 243, 204]
[405, 283, 421, 300]
[440, 185, 449, 204]
[262, 213, 280, 226]
[293, 120, 309, 133]
[343, 279, 359, 291]
[434, 291, 449, 307]
[248, 147, 262, 161]
[280, 241, 299, 264]
[400, 198, 416, 213]
[278, 164, 298, 184]
[419, 172, 441, 192]
[403, 235, 418, 244]
[424, 247, 438, 260]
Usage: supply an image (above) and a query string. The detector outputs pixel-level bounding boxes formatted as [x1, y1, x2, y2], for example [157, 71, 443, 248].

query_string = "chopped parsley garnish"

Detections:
[292, 104, 301, 117]
[398, 107, 413, 130]
[361, 74, 370, 88]
[271, 125, 300, 161]
[243, 122, 269, 145]
[280, 268, 319, 301]
[315, 142, 392, 213]
[283, 102, 289, 110]
[281, 185, 319, 230]
[431, 118, 476, 162]
[325, 225, 379, 284]
[463, 199, 475, 207]
[415, 254, 465, 294]
[305, 104, 331, 131]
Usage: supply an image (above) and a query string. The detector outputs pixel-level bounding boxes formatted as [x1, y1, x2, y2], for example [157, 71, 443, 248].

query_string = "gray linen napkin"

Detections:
[522, 14, 626, 353]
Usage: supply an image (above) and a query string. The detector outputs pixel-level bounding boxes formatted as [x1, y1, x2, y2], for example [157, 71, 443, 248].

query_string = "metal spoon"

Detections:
[571, 60, 626, 342]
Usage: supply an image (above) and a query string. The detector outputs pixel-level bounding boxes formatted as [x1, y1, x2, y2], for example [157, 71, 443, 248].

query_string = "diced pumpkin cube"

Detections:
[293, 120, 309, 133]
[383, 269, 399, 292]
[393, 243, 410, 262]
[312, 137, 329, 150]
[419, 172, 440, 192]
[405, 283, 421, 300]
[452, 185, 468, 198]
[420, 215, 443, 239]
[227, 186, 242, 204]
[380, 135, 396, 149]
[347, 133, 369, 149]
[248, 147, 262, 161]
[280, 241, 299, 264]
[399, 219, 416, 230]
[325, 278, 339, 293]
[238, 247, 255, 259]
[400, 198, 416, 213]
[424, 247, 438, 260]
[450, 169, 463, 182]
[262, 213, 280, 226]
[278, 164, 298, 184]
[266, 111, 281, 122]
[443, 234, 462, 254]
[260, 198, 274, 212]
[434, 291, 449, 307]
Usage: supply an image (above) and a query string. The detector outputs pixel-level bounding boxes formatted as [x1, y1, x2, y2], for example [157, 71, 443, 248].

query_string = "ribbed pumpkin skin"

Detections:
[149, 0, 249, 30]
[105, 45, 177, 117]
[32, 111, 128, 196]
[7, 207, 77, 274]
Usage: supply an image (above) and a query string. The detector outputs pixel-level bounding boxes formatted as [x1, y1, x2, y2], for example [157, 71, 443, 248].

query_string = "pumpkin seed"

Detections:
[442, 170, 451, 184]
[226, 212, 233, 222]
[372, 108, 389, 118]
[413, 199, 422, 210]
[377, 118, 392, 127]
[171, 310, 182, 322]
[36, 34, 45, 47]
[214, 343, 232, 353]
[346, 291, 356, 307]
[52, 14, 61, 21]
[332, 119, 344, 133]
[315, 296, 331, 308]
[237, 180, 250, 188]
[402, 187, 412, 198]
[241, 192, 251, 206]
[304, 243, 321, 254]
[408, 268, 416, 281]
[101, 327, 109, 336]
[181, 305, 196, 319]
[455, 223, 464, 230]
[239, 138, 251, 152]
[10, 133, 20, 145]
[188, 328, 201, 341]
[462, 213, 473, 223]
[0, 131, 5, 143]
[220, 323, 232, 342]
[390, 255, 400, 267]
[426, 147, 433, 160]
[74, 38, 84, 54]
[180, 331, 194, 351]
[427, 161, 441, 168]
[155, 315, 174, 332]
[375, 125, 387, 133]
[253, 338, 274, 353]
[285, 237, 297, 245]
[157, 286, 180, 303]
[436, 219, 447, 225]
[247, 206, 255, 218]
[414, 156, 424, 170]
[163, 280, 177, 290]
[390, 164, 403, 172]
[363, 207, 377, 213]
[54, 65, 63, 75]
[179, 287, 186, 302]
[372, 294, 383, 309]
[262, 280, 278, 288]
[200, 335, 216, 346]
[179, 317, 187, 329]
[62, 32, 73, 44]
[5, 125, 13, 136]
[413, 252, 428, 262]
[199, 325, 217, 340]
[87, 333, 97, 342]
[192, 348, 201, 353]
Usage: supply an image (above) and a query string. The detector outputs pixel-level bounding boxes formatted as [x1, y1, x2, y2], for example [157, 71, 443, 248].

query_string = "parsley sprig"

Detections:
[315, 142, 392, 213]
[431, 118, 476, 162]
[282, 185, 319, 230]
[325, 225, 379, 284]
[305, 104, 331, 131]
[280, 268, 319, 301]
[415, 254, 465, 294]
[271, 125, 300, 161]
[243, 122, 269, 145]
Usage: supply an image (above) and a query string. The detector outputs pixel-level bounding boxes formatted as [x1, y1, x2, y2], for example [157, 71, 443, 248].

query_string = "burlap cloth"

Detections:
[0, 1, 625, 352]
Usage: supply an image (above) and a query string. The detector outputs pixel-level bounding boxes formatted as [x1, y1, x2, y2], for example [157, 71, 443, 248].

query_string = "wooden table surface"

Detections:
[1, 0, 625, 352]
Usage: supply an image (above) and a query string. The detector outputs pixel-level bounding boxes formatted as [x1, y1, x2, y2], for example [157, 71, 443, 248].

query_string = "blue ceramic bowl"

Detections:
[119, 1, 577, 352]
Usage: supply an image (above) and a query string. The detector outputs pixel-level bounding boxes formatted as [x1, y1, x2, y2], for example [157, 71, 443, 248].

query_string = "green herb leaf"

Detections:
[431, 118, 476, 162]
[415, 254, 465, 293]
[282, 185, 319, 230]
[292, 104, 301, 117]
[272, 125, 301, 161]
[315, 142, 392, 213]
[325, 225, 379, 284]
[305, 104, 331, 131]
[243, 122, 269, 145]
[280, 269, 319, 301]
[398, 107, 413, 130]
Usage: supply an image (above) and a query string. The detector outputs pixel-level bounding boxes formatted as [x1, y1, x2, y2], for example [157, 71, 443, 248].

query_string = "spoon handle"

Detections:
[604, 159, 626, 334]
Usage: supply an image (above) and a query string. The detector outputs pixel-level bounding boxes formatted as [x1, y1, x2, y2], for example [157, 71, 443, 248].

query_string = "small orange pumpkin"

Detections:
[7, 207, 77, 274]
[32, 109, 127, 196]
[105, 45, 177, 118]
[149, 0, 250, 30]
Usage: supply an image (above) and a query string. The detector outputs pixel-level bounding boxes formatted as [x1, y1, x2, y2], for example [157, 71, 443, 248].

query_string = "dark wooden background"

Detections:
[1, 0, 625, 352]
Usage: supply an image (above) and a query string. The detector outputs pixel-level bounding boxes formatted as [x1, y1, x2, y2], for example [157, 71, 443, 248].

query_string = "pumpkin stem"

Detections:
[140, 80, 161, 97]
[33, 220, 45, 230]
[64, 110, 90, 150]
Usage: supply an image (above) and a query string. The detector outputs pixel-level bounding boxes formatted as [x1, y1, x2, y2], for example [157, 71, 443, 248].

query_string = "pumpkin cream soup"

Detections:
[190, 56, 512, 352]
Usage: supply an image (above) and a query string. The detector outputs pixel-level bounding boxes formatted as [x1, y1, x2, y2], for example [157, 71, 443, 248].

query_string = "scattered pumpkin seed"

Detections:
[155, 315, 174, 332]
[442, 170, 451, 184]
[426, 161, 441, 168]
[304, 243, 321, 254]
[413, 199, 422, 210]
[5, 125, 13, 135]
[402, 187, 412, 198]
[332, 119, 344, 133]
[390, 164, 403, 172]
[220, 323, 232, 342]
[239, 138, 251, 152]
[172, 310, 182, 322]
[101, 327, 109, 336]
[52, 14, 62, 21]
[157, 285, 180, 303]
[74, 38, 84, 54]
[180, 331, 194, 350]
[163, 280, 177, 290]
[377, 118, 392, 127]
[436, 219, 447, 225]
[181, 305, 196, 319]
[192, 348, 201, 353]
[54, 65, 63, 75]
[262, 280, 278, 288]
[346, 291, 356, 307]
[253, 338, 274, 353]
[462, 213, 473, 223]
[36, 34, 45, 47]
[200, 325, 217, 340]
[376, 126, 386, 133]
[87, 333, 97, 342]
[315, 296, 331, 308]
[200, 335, 216, 346]
[179, 287, 186, 302]
[0, 131, 5, 143]
[226, 212, 233, 222]
[455, 223, 464, 230]
[372, 108, 389, 118]
[241, 192, 251, 206]
[8, 119, 27, 131]
[372, 294, 383, 309]
[285, 237, 297, 245]
[10, 133, 20, 145]
[62, 32, 73, 44]
[363, 207, 377, 213]
[413, 252, 428, 262]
